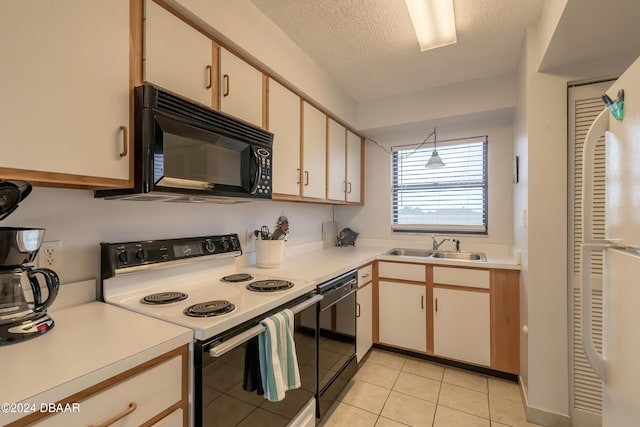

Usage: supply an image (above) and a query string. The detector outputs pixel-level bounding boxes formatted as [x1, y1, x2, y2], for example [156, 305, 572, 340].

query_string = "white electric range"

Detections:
[100, 234, 319, 427]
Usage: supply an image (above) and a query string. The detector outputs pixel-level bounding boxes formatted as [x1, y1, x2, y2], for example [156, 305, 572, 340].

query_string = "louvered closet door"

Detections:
[568, 80, 613, 427]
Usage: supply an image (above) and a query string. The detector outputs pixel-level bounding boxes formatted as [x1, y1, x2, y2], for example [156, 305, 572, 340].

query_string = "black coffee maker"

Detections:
[0, 181, 60, 345]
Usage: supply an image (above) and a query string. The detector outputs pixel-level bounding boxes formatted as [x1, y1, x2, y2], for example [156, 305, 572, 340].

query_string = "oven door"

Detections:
[194, 294, 320, 427]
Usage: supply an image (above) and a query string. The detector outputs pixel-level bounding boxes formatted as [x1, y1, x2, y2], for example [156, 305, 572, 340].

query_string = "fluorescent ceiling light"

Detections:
[405, 0, 457, 51]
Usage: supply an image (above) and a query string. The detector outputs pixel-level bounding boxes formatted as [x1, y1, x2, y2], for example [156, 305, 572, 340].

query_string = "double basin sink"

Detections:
[383, 248, 487, 262]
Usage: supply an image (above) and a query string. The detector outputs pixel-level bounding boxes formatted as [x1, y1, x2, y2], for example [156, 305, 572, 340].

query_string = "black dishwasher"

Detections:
[316, 269, 358, 418]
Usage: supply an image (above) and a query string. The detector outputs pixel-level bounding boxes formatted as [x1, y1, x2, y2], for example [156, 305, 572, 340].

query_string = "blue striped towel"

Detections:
[258, 309, 301, 401]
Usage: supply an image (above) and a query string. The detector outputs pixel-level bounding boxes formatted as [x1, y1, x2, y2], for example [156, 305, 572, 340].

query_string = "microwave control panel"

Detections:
[256, 148, 271, 195]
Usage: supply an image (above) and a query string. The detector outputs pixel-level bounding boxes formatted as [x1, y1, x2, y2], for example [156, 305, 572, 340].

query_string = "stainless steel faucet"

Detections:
[431, 235, 450, 250]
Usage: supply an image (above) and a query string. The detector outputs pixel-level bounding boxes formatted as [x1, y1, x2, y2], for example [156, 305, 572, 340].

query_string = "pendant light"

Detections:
[425, 128, 445, 169]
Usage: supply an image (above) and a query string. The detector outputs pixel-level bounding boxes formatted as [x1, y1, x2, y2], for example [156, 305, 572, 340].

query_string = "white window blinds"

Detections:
[391, 138, 488, 234]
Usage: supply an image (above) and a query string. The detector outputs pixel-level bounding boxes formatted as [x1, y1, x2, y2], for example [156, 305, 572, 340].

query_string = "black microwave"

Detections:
[95, 84, 273, 203]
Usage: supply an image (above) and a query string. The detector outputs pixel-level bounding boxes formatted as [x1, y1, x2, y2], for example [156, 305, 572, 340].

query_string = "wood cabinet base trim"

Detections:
[0, 168, 132, 190]
[490, 270, 520, 374]
[372, 343, 519, 380]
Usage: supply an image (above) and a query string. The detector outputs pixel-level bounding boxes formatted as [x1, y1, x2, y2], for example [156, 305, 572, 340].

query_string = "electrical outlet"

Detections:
[39, 241, 62, 269]
[244, 228, 256, 252]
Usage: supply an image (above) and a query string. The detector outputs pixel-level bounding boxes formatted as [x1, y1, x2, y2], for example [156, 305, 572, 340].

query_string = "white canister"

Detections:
[255, 239, 285, 268]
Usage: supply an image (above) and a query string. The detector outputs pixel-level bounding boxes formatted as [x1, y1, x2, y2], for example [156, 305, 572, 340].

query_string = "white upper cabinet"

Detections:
[346, 130, 362, 203]
[301, 102, 327, 199]
[327, 119, 347, 201]
[0, 0, 130, 185]
[268, 79, 301, 196]
[144, 0, 213, 106]
[327, 123, 362, 203]
[219, 47, 263, 128]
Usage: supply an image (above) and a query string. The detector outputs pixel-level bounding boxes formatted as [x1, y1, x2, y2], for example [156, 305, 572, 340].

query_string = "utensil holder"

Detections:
[255, 239, 285, 268]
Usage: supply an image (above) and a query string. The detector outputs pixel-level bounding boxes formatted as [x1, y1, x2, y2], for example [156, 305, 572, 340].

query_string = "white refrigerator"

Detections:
[581, 55, 640, 426]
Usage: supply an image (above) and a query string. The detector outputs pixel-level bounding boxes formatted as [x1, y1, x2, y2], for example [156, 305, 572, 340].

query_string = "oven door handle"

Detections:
[209, 294, 323, 358]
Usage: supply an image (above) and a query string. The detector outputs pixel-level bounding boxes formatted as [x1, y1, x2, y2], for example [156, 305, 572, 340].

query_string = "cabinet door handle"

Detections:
[89, 402, 137, 427]
[304, 171, 309, 186]
[356, 302, 361, 318]
[421, 295, 424, 310]
[361, 273, 370, 279]
[296, 168, 301, 184]
[343, 180, 347, 193]
[223, 74, 230, 97]
[435, 298, 438, 312]
[119, 126, 128, 157]
[348, 182, 352, 194]
[206, 65, 212, 89]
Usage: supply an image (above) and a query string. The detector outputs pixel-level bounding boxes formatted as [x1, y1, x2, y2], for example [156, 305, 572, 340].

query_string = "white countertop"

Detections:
[240, 244, 520, 285]
[0, 302, 192, 425]
[0, 244, 518, 425]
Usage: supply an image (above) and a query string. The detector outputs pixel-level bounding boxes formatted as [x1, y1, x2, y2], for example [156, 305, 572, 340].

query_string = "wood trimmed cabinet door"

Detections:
[346, 130, 362, 203]
[378, 280, 427, 352]
[219, 47, 264, 128]
[432, 266, 491, 366]
[301, 102, 327, 199]
[268, 78, 301, 196]
[433, 287, 491, 366]
[12, 345, 188, 427]
[356, 264, 374, 362]
[0, 0, 131, 187]
[327, 118, 347, 201]
[144, 0, 214, 107]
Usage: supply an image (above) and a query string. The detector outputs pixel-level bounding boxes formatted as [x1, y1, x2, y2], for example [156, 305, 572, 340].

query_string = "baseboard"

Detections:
[519, 376, 571, 427]
[373, 344, 518, 381]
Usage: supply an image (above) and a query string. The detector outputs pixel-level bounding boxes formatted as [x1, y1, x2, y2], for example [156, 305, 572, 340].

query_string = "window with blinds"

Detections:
[391, 138, 488, 234]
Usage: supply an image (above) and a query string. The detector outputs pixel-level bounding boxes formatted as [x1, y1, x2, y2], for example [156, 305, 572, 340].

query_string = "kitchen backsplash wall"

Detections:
[3, 187, 332, 285]
[338, 113, 514, 249]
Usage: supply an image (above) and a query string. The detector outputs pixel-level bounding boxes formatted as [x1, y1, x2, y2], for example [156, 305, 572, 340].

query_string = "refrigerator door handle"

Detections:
[580, 243, 612, 382]
[581, 107, 609, 244]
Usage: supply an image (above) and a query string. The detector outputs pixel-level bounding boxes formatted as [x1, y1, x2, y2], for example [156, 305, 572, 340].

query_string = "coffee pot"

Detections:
[0, 226, 60, 345]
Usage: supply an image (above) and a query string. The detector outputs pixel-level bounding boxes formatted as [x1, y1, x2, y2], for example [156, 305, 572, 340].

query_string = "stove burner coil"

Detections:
[221, 273, 254, 283]
[246, 280, 294, 292]
[183, 300, 235, 317]
[141, 292, 188, 305]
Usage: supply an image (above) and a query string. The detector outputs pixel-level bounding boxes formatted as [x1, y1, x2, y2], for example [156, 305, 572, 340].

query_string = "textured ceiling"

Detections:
[250, 0, 545, 101]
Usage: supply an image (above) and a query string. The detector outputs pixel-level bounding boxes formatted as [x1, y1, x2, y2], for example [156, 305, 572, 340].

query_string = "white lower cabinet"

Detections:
[378, 281, 427, 352]
[433, 287, 490, 366]
[28, 348, 187, 427]
[356, 283, 373, 362]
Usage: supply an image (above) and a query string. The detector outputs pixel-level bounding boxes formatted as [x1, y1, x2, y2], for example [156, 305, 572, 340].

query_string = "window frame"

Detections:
[390, 137, 489, 235]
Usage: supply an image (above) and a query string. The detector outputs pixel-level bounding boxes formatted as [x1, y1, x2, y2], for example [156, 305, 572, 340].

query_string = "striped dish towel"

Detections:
[258, 309, 301, 401]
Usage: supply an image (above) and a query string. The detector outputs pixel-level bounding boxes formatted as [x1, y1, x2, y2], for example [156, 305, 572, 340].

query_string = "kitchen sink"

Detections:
[431, 251, 487, 261]
[382, 248, 487, 262]
[383, 248, 435, 257]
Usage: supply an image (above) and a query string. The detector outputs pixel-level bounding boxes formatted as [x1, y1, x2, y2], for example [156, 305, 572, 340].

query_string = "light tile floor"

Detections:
[319, 349, 544, 427]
